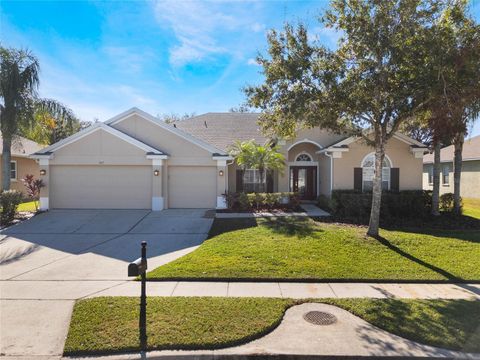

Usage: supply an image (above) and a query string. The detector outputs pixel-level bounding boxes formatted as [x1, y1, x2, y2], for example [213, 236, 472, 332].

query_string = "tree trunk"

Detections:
[431, 140, 441, 216]
[453, 132, 464, 215]
[1, 133, 12, 191]
[367, 130, 386, 237]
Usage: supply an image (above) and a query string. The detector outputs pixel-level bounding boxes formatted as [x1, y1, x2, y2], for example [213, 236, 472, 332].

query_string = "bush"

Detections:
[440, 193, 462, 213]
[317, 194, 331, 211]
[0, 190, 23, 226]
[225, 192, 298, 211]
[330, 190, 432, 222]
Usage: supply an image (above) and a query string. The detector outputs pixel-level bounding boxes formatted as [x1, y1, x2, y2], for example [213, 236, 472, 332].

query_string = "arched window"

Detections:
[296, 153, 312, 162]
[361, 153, 391, 191]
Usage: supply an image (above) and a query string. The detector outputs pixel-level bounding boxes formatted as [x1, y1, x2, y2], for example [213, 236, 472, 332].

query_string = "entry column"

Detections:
[149, 156, 166, 211]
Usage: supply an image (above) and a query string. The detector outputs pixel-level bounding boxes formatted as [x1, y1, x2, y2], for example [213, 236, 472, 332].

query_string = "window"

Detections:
[243, 169, 265, 193]
[296, 153, 312, 162]
[428, 167, 433, 185]
[361, 153, 391, 191]
[442, 165, 449, 185]
[10, 161, 17, 181]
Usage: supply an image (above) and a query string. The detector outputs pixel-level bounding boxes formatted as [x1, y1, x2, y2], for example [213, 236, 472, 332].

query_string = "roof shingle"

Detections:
[173, 112, 268, 152]
[423, 135, 480, 163]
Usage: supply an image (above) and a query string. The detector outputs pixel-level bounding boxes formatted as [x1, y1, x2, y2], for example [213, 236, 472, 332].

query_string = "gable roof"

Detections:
[326, 132, 426, 149]
[423, 135, 480, 164]
[0, 135, 44, 157]
[173, 112, 268, 152]
[105, 107, 227, 155]
[31, 122, 166, 157]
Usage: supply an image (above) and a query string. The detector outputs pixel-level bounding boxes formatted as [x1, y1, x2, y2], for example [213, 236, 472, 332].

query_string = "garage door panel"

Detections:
[168, 166, 216, 208]
[50, 165, 151, 209]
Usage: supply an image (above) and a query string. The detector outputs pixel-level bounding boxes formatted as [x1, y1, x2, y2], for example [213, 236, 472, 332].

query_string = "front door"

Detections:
[290, 166, 317, 200]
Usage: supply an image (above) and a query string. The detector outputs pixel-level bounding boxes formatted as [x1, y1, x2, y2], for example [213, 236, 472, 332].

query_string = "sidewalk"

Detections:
[88, 281, 480, 299]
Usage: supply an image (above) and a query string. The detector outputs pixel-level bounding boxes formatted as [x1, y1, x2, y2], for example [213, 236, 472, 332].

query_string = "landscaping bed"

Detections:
[64, 297, 480, 355]
[147, 217, 480, 282]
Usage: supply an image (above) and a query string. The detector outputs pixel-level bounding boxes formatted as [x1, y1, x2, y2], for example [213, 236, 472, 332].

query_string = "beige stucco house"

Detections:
[31, 108, 427, 211]
[1, 135, 44, 196]
[423, 135, 480, 199]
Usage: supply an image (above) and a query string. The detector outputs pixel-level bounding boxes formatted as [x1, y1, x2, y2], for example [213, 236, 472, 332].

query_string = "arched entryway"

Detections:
[287, 140, 322, 200]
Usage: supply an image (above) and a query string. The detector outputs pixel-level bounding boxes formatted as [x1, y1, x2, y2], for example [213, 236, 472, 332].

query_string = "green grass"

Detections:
[64, 297, 291, 355]
[463, 198, 480, 219]
[147, 217, 480, 281]
[17, 201, 38, 212]
[64, 297, 480, 355]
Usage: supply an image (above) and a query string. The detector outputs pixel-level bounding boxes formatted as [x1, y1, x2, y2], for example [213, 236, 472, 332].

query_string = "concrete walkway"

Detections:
[3, 280, 478, 300]
[216, 203, 330, 218]
[66, 303, 480, 360]
[85, 281, 480, 299]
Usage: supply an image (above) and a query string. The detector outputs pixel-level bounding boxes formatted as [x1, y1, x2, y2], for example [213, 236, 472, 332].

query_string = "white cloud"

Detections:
[247, 58, 260, 66]
[251, 22, 266, 33]
[102, 46, 150, 73]
[152, 0, 244, 66]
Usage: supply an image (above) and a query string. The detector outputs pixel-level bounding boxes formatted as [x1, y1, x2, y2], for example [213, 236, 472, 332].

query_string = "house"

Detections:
[1, 135, 44, 196]
[423, 135, 480, 199]
[31, 108, 427, 211]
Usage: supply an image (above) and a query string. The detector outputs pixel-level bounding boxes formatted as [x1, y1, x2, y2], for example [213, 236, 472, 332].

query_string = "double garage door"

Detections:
[49, 165, 216, 209]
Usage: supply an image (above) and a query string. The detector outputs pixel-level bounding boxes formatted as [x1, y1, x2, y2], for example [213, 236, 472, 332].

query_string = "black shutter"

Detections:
[266, 170, 274, 193]
[236, 170, 244, 192]
[354, 168, 363, 192]
[390, 168, 400, 192]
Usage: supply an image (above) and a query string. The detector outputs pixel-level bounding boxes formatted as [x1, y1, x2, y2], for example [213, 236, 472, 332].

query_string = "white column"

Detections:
[39, 158, 49, 211]
[151, 159, 164, 211]
[216, 159, 227, 209]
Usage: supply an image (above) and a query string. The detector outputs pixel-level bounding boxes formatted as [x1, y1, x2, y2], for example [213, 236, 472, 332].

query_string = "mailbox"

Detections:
[128, 257, 147, 276]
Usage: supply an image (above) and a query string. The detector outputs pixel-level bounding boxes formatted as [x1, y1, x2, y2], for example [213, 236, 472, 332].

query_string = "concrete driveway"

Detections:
[0, 209, 213, 359]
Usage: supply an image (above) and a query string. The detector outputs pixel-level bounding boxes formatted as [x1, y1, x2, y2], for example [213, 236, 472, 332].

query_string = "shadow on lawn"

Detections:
[208, 218, 258, 238]
[351, 299, 480, 352]
[374, 235, 462, 282]
[262, 217, 322, 238]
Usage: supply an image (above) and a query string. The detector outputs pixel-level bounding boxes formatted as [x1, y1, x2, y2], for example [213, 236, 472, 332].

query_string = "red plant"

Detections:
[21, 174, 45, 211]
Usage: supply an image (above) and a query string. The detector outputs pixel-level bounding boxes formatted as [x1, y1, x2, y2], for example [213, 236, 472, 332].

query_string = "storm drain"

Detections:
[303, 311, 337, 325]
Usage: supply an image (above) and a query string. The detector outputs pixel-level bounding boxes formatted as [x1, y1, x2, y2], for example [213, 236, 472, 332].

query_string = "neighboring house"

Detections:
[423, 135, 480, 199]
[0, 135, 44, 195]
[31, 108, 427, 211]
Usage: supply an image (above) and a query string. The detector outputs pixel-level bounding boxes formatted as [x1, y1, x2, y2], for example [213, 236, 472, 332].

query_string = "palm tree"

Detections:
[0, 47, 39, 190]
[229, 140, 285, 192]
[1, 46, 77, 190]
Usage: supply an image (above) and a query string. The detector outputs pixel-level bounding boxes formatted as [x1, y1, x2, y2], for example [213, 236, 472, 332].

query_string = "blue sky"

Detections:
[1, 0, 479, 137]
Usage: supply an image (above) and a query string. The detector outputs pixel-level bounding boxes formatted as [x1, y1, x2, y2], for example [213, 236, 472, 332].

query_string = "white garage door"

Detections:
[50, 165, 151, 209]
[168, 166, 216, 208]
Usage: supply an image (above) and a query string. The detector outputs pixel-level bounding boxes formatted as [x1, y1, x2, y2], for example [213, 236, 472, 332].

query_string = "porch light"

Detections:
[218, 170, 224, 176]
[40, 169, 47, 176]
[153, 169, 160, 176]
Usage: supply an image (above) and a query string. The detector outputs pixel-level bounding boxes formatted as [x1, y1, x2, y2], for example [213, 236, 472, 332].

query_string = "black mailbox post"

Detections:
[128, 241, 147, 352]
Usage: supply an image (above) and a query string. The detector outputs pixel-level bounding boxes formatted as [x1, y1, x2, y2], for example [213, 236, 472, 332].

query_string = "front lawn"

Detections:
[463, 198, 480, 219]
[64, 297, 480, 355]
[147, 217, 480, 281]
[17, 201, 38, 212]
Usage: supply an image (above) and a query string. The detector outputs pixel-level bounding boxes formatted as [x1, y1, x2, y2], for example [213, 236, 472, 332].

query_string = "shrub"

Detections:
[0, 190, 23, 226]
[317, 194, 331, 211]
[330, 190, 431, 222]
[238, 193, 249, 210]
[22, 174, 45, 211]
[226, 192, 298, 211]
[440, 193, 461, 213]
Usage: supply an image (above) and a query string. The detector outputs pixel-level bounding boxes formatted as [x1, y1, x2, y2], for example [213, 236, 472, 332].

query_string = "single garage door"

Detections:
[168, 166, 216, 208]
[50, 165, 151, 209]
